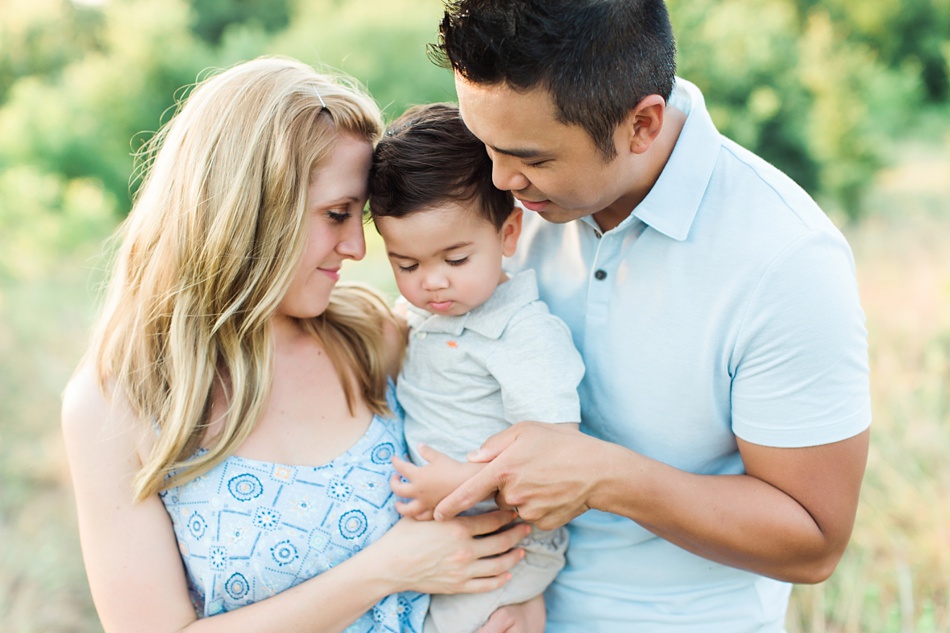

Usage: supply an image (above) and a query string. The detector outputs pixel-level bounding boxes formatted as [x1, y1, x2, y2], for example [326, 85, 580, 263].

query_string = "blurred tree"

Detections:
[794, 0, 950, 102]
[189, 0, 291, 45]
[0, 166, 116, 282]
[276, 0, 455, 119]
[0, 0, 207, 208]
[0, 0, 944, 228]
[668, 0, 921, 221]
[0, 0, 275, 213]
[0, 0, 105, 103]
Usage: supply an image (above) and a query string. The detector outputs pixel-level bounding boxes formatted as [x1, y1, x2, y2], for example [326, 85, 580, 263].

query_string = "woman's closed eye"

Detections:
[326, 208, 352, 223]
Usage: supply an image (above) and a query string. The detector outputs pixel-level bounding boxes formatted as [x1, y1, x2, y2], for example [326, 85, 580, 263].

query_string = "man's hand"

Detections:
[391, 444, 484, 520]
[434, 422, 591, 530]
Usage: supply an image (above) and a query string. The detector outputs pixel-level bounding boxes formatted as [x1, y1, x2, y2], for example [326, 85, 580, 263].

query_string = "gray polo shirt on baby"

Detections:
[398, 269, 584, 465]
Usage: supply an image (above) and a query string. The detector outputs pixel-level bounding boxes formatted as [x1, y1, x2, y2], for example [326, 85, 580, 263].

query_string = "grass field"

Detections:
[0, 139, 947, 632]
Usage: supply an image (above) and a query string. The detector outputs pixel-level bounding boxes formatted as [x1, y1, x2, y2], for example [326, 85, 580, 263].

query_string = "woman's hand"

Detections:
[374, 510, 529, 595]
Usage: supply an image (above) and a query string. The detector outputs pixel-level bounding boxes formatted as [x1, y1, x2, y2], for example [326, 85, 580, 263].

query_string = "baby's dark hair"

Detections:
[429, 0, 676, 160]
[368, 102, 514, 230]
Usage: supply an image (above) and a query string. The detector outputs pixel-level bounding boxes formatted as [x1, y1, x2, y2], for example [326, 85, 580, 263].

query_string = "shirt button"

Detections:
[594, 269, 607, 280]
[594, 231, 602, 239]
[417, 331, 427, 339]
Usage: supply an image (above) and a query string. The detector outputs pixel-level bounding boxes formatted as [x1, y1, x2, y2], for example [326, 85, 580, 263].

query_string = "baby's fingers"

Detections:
[394, 499, 435, 520]
[392, 454, 418, 479]
[390, 472, 416, 498]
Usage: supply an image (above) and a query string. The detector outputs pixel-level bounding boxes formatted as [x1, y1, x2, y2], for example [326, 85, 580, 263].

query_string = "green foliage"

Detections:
[0, 166, 117, 283]
[1, 0, 936, 223]
[189, 0, 291, 44]
[668, 0, 922, 221]
[0, 0, 105, 102]
[808, 0, 950, 102]
[274, 0, 454, 118]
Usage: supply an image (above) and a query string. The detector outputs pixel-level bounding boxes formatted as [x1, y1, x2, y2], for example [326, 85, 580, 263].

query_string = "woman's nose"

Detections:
[337, 219, 366, 261]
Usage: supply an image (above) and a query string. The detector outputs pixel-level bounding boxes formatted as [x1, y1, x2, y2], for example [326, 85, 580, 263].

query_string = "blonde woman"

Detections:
[61, 57, 527, 633]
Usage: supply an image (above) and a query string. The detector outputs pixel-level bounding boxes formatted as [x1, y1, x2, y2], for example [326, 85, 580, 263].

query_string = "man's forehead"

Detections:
[454, 76, 569, 151]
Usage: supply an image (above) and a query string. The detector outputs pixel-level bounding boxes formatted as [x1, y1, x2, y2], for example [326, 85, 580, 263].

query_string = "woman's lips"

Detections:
[319, 267, 340, 281]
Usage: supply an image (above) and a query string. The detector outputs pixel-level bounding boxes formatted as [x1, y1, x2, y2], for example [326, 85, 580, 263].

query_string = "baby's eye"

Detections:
[447, 257, 469, 267]
[397, 263, 419, 273]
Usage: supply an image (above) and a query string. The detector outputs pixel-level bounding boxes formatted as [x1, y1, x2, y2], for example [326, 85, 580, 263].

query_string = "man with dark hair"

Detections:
[417, 1, 871, 630]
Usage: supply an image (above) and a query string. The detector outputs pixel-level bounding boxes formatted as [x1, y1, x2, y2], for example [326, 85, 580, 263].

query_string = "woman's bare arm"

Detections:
[62, 365, 527, 633]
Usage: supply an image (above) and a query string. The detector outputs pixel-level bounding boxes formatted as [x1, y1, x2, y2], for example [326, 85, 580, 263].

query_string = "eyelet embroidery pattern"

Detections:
[227, 473, 263, 502]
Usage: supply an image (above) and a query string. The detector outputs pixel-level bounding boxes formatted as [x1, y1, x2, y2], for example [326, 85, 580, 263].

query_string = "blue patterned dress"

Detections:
[159, 391, 428, 631]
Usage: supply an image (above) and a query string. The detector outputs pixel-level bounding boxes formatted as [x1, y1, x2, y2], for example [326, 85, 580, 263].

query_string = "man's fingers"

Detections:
[459, 509, 518, 537]
[435, 466, 502, 520]
[466, 424, 521, 463]
[459, 511, 528, 559]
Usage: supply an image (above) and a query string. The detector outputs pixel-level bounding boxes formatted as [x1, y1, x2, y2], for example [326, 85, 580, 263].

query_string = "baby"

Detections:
[369, 103, 585, 633]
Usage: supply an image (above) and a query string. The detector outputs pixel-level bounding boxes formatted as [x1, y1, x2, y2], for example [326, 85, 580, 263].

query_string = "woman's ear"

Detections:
[501, 206, 523, 257]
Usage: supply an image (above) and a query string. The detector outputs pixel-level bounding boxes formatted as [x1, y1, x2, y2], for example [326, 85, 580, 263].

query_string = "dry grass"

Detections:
[2, 142, 948, 632]
[788, 141, 950, 633]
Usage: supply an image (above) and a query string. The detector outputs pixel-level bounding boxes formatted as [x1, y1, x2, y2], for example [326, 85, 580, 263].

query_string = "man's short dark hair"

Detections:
[369, 102, 514, 230]
[430, 0, 677, 159]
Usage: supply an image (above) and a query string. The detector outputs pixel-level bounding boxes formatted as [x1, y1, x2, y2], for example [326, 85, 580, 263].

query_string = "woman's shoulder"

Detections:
[61, 364, 109, 435]
[61, 363, 149, 456]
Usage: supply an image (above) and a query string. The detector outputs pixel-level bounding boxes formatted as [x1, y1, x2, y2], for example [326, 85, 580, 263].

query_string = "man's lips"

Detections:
[517, 198, 550, 212]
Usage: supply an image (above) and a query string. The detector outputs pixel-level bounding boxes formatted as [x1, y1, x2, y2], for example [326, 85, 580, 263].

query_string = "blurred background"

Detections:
[0, 0, 948, 631]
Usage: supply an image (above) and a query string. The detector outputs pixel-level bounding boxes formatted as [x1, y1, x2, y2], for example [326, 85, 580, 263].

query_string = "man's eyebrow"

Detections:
[387, 242, 473, 260]
[491, 145, 545, 159]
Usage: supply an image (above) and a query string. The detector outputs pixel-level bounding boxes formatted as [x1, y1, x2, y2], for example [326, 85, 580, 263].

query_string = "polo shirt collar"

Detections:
[585, 78, 722, 241]
[404, 269, 539, 339]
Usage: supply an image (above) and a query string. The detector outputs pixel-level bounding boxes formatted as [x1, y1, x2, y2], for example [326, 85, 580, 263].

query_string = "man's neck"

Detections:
[593, 105, 688, 232]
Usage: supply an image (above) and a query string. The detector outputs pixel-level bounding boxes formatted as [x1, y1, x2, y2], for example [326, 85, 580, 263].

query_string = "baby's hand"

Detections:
[391, 445, 485, 520]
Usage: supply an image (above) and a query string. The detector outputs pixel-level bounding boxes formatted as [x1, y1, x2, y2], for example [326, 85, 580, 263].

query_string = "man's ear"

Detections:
[621, 94, 666, 155]
[501, 206, 523, 257]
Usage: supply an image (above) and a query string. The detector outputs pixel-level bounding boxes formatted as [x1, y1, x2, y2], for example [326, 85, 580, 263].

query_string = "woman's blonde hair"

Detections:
[90, 56, 394, 501]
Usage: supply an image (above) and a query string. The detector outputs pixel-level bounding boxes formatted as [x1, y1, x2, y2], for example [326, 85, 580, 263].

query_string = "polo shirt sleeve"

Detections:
[730, 229, 871, 447]
[485, 310, 585, 425]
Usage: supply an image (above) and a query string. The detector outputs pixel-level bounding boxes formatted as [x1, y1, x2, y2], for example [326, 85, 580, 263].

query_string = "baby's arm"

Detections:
[392, 444, 486, 520]
[392, 425, 580, 520]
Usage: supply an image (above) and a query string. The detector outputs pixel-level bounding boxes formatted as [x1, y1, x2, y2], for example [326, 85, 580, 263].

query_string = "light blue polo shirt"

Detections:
[505, 78, 871, 632]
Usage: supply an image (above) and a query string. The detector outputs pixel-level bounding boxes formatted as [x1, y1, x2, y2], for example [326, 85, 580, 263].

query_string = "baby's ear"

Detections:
[501, 206, 523, 257]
